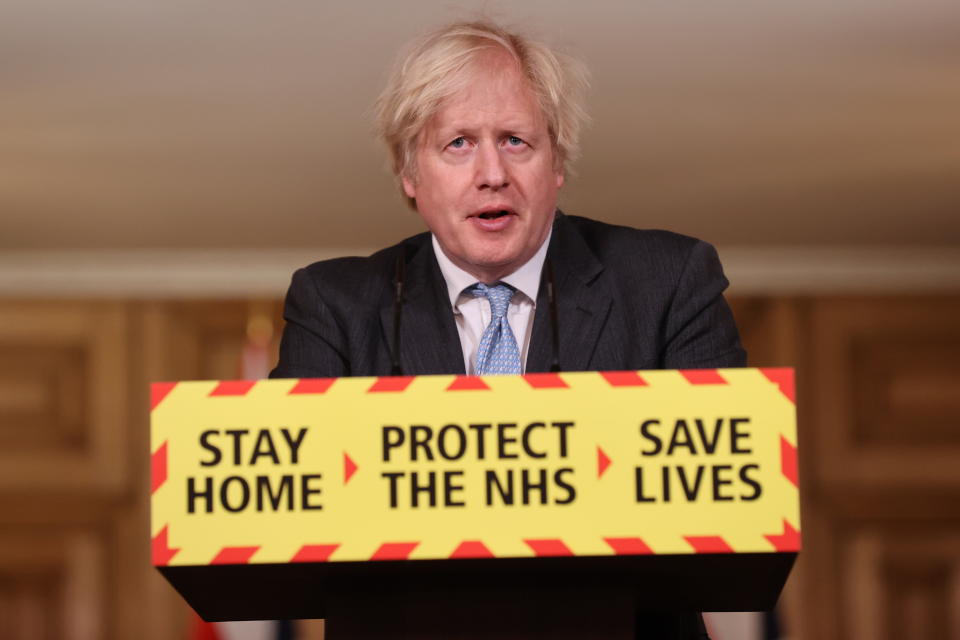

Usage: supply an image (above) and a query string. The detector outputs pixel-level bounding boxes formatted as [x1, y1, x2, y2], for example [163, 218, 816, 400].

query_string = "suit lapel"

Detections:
[379, 239, 465, 376]
[527, 215, 612, 373]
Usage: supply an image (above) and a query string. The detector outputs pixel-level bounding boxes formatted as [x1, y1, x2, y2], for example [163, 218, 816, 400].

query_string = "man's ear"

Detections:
[402, 174, 416, 199]
[556, 171, 565, 189]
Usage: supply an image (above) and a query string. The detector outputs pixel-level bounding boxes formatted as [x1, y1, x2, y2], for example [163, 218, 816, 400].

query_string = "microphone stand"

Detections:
[545, 259, 561, 373]
[390, 255, 405, 376]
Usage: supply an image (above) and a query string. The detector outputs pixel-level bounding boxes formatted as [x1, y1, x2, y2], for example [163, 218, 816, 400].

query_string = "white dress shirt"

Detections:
[432, 229, 551, 375]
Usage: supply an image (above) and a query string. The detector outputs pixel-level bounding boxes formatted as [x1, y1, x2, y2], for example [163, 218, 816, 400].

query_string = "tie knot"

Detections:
[472, 283, 514, 319]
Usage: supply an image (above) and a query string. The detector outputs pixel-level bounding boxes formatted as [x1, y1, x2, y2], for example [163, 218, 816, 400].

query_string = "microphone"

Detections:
[391, 254, 405, 376]
[545, 259, 561, 372]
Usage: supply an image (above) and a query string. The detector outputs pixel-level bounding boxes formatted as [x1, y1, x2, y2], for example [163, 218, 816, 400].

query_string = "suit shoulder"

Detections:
[291, 232, 431, 305]
[563, 215, 707, 264]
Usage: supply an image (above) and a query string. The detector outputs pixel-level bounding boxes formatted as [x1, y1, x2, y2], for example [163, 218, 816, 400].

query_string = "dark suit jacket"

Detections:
[271, 213, 742, 639]
[271, 213, 745, 379]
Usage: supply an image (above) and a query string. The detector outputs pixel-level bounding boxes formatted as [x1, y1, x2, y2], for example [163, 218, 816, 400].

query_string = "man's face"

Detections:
[402, 51, 563, 284]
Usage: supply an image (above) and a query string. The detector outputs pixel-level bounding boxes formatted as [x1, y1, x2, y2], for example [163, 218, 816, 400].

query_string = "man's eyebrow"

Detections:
[432, 123, 479, 137]
[434, 128, 470, 139]
[433, 123, 540, 139]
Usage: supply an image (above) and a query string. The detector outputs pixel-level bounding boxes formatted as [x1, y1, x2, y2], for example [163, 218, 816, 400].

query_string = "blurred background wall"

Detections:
[1, 1, 958, 639]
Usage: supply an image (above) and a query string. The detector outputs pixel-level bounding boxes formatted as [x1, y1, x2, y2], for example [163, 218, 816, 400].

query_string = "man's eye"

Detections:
[507, 136, 524, 146]
[448, 137, 466, 149]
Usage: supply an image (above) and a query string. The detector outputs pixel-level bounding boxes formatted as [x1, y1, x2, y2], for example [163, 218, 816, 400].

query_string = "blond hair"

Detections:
[374, 20, 589, 206]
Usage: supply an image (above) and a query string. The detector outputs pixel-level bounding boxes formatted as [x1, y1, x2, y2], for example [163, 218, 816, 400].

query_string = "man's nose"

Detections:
[475, 142, 508, 191]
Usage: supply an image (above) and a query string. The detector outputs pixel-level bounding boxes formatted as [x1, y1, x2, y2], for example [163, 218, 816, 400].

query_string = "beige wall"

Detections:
[2, 0, 959, 250]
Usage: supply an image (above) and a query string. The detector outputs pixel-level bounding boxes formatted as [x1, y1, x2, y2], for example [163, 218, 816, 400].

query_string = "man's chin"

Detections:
[462, 253, 524, 282]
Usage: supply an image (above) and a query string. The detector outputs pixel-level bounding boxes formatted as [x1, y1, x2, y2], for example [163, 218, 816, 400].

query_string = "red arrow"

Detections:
[344, 452, 358, 484]
[597, 446, 611, 478]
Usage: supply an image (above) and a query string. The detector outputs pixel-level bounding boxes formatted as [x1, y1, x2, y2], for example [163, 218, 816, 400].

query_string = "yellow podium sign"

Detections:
[151, 368, 798, 568]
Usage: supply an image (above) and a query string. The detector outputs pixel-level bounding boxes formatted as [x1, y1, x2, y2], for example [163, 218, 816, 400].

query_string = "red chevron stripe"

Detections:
[679, 370, 728, 385]
[449, 540, 495, 559]
[523, 373, 568, 389]
[209, 380, 256, 396]
[764, 520, 801, 552]
[292, 544, 340, 562]
[760, 368, 796, 404]
[150, 441, 168, 494]
[210, 546, 260, 565]
[524, 538, 573, 556]
[684, 536, 734, 553]
[781, 436, 799, 487]
[288, 378, 336, 394]
[151, 525, 180, 566]
[370, 542, 419, 560]
[604, 537, 653, 555]
[446, 376, 491, 391]
[600, 371, 649, 387]
[368, 377, 414, 392]
[150, 382, 177, 410]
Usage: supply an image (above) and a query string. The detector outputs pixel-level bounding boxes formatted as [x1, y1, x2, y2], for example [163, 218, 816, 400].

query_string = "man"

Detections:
[272, 20, 743, 380]
[272, 20, 742, 639]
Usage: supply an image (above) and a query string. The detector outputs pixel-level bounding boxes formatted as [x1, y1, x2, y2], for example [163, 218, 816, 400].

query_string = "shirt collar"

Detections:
[432, 226, 552, 308]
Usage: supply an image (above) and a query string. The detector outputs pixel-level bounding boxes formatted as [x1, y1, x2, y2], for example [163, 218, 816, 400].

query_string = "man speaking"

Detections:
[272, 20, 743, 379]
[272, 20, 743, 638]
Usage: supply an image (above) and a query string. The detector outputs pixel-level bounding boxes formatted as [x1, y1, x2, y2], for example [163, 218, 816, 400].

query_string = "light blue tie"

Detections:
[472, 283, 522, 375]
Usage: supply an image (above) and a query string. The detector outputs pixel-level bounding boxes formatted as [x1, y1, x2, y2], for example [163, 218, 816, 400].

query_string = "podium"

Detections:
[151, 369, 799, 637]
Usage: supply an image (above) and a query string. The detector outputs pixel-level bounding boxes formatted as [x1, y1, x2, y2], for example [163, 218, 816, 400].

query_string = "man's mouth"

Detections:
[469, 207, 517, 232]
[471, 207, 516, 219]
[477, 210, 510, 220]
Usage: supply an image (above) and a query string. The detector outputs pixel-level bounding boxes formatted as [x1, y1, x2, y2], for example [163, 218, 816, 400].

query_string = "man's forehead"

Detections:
[430, 104, 542, 133]
[456, 51, 531, 100]
[427, 59, 545, 132]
